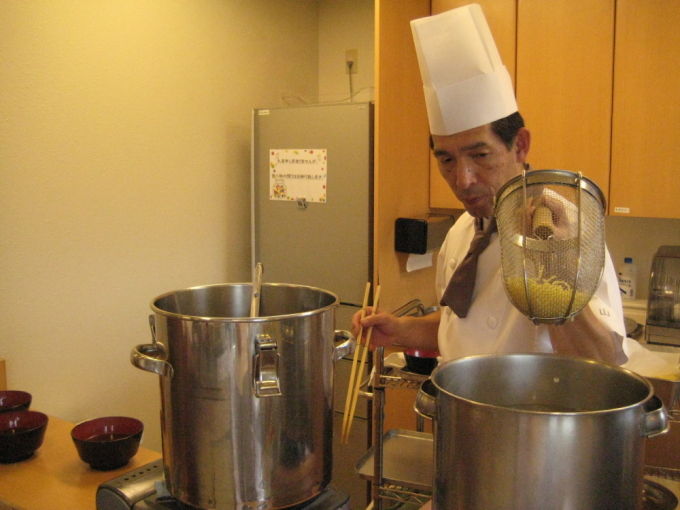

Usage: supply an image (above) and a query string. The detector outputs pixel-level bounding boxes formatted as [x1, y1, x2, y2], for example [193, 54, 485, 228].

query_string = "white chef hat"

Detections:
[411, 3, 517, 136]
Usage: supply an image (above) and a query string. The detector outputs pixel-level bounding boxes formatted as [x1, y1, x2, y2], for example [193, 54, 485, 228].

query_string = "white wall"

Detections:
[318, 0, 374, 103]
[606, 216, 680, 299]
[0, 0, 320, 451]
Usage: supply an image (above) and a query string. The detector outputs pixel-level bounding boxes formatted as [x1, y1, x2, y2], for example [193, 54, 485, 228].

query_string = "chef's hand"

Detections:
[351, 307, 400, 347]
[351, 307, 441, 351]
[524, 193, 574, 241]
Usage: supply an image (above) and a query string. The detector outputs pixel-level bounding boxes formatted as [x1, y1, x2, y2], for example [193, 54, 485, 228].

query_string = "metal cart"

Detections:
[355, 300, 435, 510]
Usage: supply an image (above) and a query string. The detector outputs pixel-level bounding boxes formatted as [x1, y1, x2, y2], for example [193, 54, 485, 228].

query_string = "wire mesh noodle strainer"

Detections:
[494, 169, 606, 324]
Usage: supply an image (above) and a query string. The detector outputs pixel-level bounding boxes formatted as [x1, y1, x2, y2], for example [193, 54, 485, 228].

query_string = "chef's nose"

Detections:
[455, 164, 477, 190]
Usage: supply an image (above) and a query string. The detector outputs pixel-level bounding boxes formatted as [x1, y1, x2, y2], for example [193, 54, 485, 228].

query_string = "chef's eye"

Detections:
[437, 155, 455, 167]
[472, 152, 490, 159]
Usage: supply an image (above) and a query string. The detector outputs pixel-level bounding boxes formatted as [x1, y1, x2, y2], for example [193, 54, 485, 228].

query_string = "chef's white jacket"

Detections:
[435, 212, 626, 362]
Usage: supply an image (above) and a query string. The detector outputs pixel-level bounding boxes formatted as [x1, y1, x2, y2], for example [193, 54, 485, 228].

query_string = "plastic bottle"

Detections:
[617, 257, 637, 300]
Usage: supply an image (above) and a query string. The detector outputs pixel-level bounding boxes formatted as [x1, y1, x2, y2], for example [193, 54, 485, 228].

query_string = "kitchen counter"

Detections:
[0, 415, 160, 510]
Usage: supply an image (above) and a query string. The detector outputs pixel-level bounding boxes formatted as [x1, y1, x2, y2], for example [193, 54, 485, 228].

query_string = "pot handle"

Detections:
[642, 395, 670, 438]
[253, 334, 282, 397]
[414, 380, 437, 420]
[333, 330, 355, 361]
[131, 343, 174, 378]
[130, 315, 174, 378]
[414, 400, 434, 421]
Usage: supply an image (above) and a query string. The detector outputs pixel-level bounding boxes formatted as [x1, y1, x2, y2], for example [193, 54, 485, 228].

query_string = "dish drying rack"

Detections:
[354, 299, 435, 510]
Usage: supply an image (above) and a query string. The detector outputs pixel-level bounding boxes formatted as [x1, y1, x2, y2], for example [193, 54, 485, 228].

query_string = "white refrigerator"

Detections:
[251, 101, 374, 330]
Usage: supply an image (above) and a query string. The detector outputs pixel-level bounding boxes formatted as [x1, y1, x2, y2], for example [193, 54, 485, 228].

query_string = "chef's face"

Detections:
[432, 124, 530, 218]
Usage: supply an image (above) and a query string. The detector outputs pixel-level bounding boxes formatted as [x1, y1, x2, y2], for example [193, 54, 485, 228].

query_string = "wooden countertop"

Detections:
[0, 415, 160, 510]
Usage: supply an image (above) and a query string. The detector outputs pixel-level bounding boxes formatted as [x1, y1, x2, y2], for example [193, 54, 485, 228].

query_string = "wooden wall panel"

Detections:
[374, 0, 434, 313]
[0, 359, 6, 390]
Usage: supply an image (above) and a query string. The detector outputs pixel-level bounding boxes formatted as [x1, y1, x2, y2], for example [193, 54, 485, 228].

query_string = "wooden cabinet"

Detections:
[516, 0, 614, 201]
[384, 386, 432, 433]
[609, 0, 680, 219]
[429, 0, 517, 210]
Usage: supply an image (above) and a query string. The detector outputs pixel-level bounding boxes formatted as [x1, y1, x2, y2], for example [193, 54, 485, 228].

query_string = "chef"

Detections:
[353, 4, 627, 365]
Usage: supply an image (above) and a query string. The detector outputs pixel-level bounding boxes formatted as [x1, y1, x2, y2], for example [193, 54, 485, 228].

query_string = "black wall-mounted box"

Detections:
[395, 215, 455, 254]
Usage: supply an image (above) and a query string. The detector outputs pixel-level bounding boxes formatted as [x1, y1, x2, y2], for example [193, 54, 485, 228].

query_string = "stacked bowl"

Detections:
[0, 391, 48, 463]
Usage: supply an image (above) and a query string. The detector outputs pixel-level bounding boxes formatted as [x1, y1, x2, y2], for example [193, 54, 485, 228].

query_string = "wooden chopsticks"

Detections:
[341, 282, 380, 444]
[340, 282, 371, 444]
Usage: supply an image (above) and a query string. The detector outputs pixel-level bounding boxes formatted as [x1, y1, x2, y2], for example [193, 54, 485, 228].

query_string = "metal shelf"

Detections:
[374, 485, 432, 508]
[379, 366, 430, 390]
[356, 429, 433, 491]
[360, 346, 434, 509]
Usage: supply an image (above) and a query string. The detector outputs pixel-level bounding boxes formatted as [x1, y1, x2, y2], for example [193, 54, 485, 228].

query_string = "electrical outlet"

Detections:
[345, 49, 358, 74]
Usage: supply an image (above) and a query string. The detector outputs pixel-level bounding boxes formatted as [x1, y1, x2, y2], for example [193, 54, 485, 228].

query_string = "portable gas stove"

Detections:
[96, 460, 350, 510]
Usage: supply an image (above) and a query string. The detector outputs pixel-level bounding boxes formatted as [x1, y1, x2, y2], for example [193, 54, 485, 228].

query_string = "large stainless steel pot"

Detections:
[428, 353, 669, 510]
[131, 283, 353, 510]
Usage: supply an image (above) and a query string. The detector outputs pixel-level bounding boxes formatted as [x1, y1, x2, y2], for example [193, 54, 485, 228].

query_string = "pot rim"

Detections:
[150, 282, 339, 323]
[431, 352, 655, 415]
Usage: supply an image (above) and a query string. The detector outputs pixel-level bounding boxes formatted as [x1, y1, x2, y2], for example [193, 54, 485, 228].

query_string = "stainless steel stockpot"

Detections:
[131, 283, 352, 510]
[429, 353, 669, 510]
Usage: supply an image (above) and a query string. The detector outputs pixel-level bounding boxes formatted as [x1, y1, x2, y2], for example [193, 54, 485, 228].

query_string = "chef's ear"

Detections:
[514, 127, 531, 163]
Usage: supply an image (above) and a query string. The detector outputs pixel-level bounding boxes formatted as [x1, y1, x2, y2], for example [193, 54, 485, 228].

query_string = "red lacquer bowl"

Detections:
[0, 391, 32, 413]
[404, 349, 439, 375]
[0, 410, 48, 463]
[71, 416, 143, 470]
